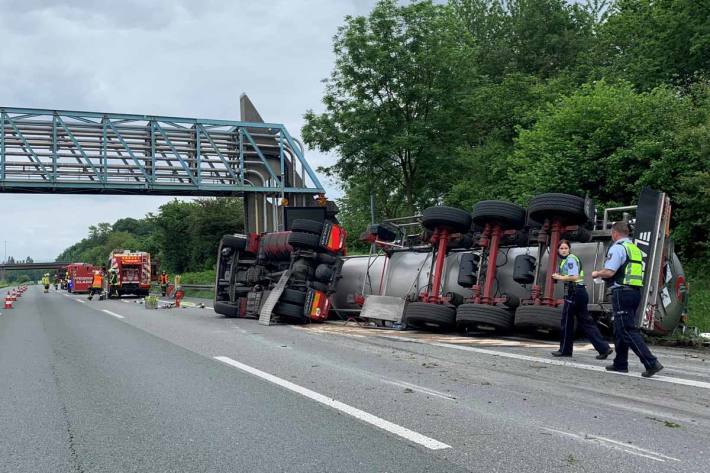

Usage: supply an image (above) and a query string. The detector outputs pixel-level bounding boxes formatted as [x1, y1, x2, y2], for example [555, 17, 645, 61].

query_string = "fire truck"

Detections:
[66, 263, 95, 294]
[107, 250, 153, 297]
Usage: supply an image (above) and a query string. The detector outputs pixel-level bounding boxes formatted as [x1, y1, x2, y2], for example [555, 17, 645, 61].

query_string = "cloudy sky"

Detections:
[0, 0, 378, 261]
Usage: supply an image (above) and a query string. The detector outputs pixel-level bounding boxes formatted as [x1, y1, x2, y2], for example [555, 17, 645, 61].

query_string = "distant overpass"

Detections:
[0, 261, 69, 271]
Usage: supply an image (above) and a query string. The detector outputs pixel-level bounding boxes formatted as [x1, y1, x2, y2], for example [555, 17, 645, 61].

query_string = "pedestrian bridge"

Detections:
[0, 95, 323, 198]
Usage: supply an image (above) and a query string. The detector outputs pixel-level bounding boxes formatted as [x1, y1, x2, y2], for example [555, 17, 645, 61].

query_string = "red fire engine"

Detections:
[108, 250, 152, 297]
[66, 263, 95, 294]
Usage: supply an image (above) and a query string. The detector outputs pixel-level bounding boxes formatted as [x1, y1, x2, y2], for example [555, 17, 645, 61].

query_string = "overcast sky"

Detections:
[0, 0, 378, 261]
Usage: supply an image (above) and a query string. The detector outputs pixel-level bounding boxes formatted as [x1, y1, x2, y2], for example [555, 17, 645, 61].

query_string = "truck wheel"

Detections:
[421, 206, 472, 234]
[403, 302, 456, 330]
[214, 301, 240, 318]
[514, 305, 564, 332]
[527, 193, 587, 225]
[290, 219, 324, 235]
[274, 302, 307, 322]
[472, 200, 526, 230]
[221, 235, 248, 250]
[280, 288, 307, 305]
[456, 304, 513, 331]
[288, 232, 320, 250]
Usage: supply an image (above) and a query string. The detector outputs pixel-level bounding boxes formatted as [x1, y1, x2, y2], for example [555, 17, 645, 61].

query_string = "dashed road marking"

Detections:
[102, 309, 125, 319]
[543, 427, 680, 463]
[214, 355, 451, 451]
[383, 379, 456, 401]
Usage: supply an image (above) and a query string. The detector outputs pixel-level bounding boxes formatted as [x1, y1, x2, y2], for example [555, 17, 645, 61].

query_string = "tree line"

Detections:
[56, 198, 244, 274]
[302, 0, 710, 261]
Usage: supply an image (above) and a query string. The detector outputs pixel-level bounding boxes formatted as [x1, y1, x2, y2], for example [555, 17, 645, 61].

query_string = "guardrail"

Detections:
[180, 284, 214, 290]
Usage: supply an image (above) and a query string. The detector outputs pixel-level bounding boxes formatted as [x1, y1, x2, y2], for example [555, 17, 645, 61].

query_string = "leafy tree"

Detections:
[505, 80, 709, 258]
[596, 0, 710, 90]
[303, 0, 475, 217]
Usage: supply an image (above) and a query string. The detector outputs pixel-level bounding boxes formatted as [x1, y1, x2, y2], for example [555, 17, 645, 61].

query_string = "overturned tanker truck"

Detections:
[215, 188, 688, 335]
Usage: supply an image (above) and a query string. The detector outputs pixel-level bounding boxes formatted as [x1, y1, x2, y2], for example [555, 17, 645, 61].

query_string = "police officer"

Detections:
[551, 240, 613, 359]
[591, 221, 663, 377]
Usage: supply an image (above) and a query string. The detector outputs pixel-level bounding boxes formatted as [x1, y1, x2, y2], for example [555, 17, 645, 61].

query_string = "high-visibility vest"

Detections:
[41, 276, 50, 285]
[109, 272, 119, 285]
[613, 241, 644, 287]
[159, 274, 168, 284]
[559, 254, 584, 285]
[91, 274, 103, 288]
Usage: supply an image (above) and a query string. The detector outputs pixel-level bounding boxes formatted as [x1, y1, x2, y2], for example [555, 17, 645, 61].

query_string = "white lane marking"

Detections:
[76, 299, 86, 304]
[543, 427, 680, 463]
[384, 379, 456, 401]
[214, 356, 451, 450]
[102, 309, 125, 319]
[371, 335, 710, 391]
[425, 341, 710, 391]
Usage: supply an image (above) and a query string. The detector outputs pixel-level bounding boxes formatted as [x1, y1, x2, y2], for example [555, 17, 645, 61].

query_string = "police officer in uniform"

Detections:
[551, 240, 612, 358]
[592, 222, 663, 377]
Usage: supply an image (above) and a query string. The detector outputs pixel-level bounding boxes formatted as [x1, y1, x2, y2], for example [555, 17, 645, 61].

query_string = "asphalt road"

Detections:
[1, 286, 709, 473]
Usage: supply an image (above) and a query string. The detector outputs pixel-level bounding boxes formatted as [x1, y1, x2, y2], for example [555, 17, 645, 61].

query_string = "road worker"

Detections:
[592, 221, 663, 378]
[41, 273, 50, 293]
[108, 268, 120, 298]
[551, 239, 612, 359]
[87, 270, 104, 301]
[159, 270, 169, 296]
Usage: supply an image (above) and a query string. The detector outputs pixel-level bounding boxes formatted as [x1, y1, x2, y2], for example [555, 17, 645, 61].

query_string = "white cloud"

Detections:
[0, 0, 376, 260]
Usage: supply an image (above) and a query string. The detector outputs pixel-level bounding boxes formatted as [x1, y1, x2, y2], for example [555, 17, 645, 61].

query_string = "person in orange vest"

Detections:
[159, 271, 169, 296]
[87, 269, 104, 301]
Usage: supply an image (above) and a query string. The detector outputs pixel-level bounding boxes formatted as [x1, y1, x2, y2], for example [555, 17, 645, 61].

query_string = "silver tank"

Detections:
[333, 242, 687, 334]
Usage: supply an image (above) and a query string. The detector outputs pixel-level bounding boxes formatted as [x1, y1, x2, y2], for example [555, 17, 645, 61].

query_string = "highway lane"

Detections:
[0, 288, 466, 473]
[2, 286, 709, 472]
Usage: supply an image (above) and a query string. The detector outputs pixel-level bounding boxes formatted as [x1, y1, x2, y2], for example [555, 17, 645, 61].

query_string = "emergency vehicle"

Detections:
[66, 263, 95, 294]
[108, 250, 152, 297]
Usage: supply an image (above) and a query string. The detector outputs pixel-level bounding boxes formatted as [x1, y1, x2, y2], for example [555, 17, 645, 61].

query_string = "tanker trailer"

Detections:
[332, 188, 688, 336]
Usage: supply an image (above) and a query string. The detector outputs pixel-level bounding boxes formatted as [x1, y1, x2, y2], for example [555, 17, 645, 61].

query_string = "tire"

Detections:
[472, 200, 526, 230]
[456, 304, 514, 331]
[288, 232, 320, 250]
[214, 301, 240, 318]
[421, 206, 472, 233]
[221, 235, 247, 250]
[274, 302, 307, 322]
[514, 305, 563, 332]
[290, 219, 324, 235]
[403, 302, 456, 329]
[280, 288, 307, 305]
[527, 193, 587, 225]
[314, 264, 334, 282]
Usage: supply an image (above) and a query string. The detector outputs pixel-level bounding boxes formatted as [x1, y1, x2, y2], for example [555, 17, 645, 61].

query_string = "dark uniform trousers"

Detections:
[611, 286, 658, 370]
[560, 285, 610, 355]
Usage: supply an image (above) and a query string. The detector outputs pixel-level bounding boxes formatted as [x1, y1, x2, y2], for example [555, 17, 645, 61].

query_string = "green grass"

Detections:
[687, 272, 710, 333]
[179, 270, 215, 285]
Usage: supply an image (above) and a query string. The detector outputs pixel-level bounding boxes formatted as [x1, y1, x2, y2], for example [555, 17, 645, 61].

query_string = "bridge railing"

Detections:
[0, 107, 323, 196]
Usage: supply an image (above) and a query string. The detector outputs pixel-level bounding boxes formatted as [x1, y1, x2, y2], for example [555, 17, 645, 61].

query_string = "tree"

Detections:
[505, 80, 709, 259]
[596, 0, 710, 90]
[303, 0, 475, 218]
